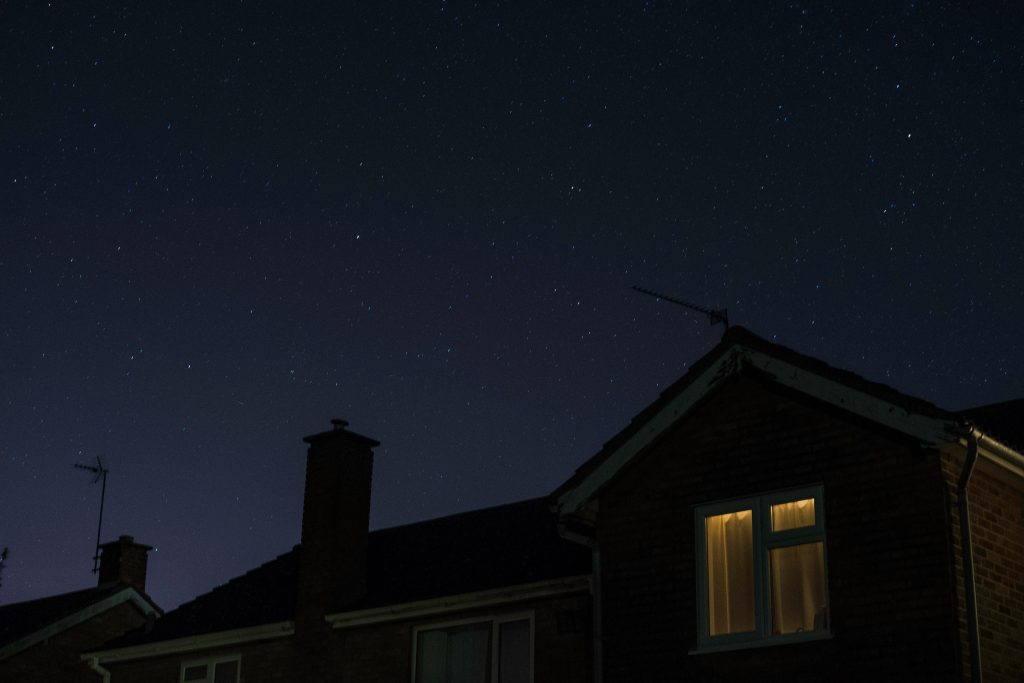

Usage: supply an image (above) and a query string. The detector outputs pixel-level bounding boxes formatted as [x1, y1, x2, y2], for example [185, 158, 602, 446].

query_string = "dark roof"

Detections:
[103, 496, 589, 649]
[960, 398, 1024, 453]
[357, 495, 590, 610]
[0, 584, 138, 652]
[553, 325, 957, 501]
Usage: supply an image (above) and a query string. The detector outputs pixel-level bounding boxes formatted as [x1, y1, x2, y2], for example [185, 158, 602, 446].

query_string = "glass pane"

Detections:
[447, 624, 490, 683]
[213, 660, 238, 683]
[770, 542, 827, 634]
[182, 665, 207, 682]
[498, 619, 530, 683]
[416, 630, 448, 683]
[705, 509, 755, 635]
[771, 498, 815, 531]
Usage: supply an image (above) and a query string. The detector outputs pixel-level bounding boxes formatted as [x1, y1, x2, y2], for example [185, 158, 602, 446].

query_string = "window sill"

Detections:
[689, 630, 833, 655]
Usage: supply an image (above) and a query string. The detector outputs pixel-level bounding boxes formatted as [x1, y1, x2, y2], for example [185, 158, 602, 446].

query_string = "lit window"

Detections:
[414, 615, 531, 683]
[696, 486, 828, 648]
[180, 656, 239, 683]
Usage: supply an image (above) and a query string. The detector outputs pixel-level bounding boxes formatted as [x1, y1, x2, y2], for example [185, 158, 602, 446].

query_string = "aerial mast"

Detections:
[632, 285, 729, 330]
[73, 456, 110, 573]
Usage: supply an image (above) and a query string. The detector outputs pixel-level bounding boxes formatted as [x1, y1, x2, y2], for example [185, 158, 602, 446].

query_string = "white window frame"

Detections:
[179, 654, 241, 683]
[409, 611, 535, 683]
[694, 484, 829, 651]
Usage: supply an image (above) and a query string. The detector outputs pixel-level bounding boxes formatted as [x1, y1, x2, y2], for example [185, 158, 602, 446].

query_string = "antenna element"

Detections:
[74, 456, 110, 573]
[632, 285, 729, 329]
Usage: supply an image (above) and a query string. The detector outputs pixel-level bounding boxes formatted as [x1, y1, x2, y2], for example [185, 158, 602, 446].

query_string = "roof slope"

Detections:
[553, 325, 960, 510]
[0, 583, 158, 661]
[0, 584, 128, 649]
[104, 496, 589, 649]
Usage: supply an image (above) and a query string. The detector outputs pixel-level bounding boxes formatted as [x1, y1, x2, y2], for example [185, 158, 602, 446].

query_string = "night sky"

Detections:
[2, 1, 1022, 612]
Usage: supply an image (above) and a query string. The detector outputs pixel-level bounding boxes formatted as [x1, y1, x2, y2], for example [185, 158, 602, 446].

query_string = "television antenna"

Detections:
[632, 285, 729, 330]
[74, 456, 110, 573]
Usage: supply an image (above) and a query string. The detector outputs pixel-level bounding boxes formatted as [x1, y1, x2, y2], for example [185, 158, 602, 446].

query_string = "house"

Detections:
[86, 420, 592, 682]
[84, 327, 1023, 682]
[553, 326, 1023, 682]
[0, 535, 160, 681]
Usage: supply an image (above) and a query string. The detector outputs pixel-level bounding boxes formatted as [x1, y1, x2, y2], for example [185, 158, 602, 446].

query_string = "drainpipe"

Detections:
[957, 429, 982, 683]
[557, 519, 602, 683]
[592, 549, 603, 683]
[85, 655, 111, 683]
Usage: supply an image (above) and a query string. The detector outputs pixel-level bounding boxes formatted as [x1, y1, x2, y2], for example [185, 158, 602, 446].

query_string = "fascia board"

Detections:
[972, 432, 1024, 480]
[84, 621, 294, 664]
[326, 575, 592, 629]
[558, 344, 959, 515]
[0, 588, 158, 662]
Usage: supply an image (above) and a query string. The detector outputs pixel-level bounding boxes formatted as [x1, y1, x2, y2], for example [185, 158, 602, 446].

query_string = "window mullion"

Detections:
[756, 498, 769, 638]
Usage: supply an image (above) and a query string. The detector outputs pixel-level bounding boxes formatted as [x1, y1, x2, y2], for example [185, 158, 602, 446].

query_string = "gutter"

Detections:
[85, 656, 111, 683]
[85, 621, 294, 664]
[326, 576, 591, 629]
[975, 429, 1024, 479]
[957, 429, 982, 683]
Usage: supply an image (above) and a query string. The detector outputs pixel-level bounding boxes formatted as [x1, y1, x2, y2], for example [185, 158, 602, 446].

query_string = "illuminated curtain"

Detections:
[770, 542, 826, 634]
[705, 510, 755, 635]
[771, 498, 815, 532]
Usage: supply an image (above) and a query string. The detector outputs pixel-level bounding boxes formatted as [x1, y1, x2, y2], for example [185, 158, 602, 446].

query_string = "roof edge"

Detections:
[0, 588, 158, 662]
[557, 341, 960, 516]
[85, 620, 295, 664]
[971, 427, 1024, 480]
[327, 575, 592, 630]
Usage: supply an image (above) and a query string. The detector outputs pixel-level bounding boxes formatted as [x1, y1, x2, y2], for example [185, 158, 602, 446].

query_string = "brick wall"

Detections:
[941, 452, 1024, 683]
[0, 600, 149, 682]
[596, 373, 961, 682]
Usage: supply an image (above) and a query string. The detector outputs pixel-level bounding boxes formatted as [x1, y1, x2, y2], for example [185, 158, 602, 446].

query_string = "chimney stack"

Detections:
[98, 535, 152, 592]
[295, 419, 379, 634]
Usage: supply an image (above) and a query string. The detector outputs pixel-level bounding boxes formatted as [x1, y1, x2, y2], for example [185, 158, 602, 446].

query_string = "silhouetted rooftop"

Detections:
[102, 496, 590, 649]
[0, 583, 154, 653]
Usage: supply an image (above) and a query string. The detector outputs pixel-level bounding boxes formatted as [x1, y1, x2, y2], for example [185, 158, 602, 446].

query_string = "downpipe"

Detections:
[957, 429, 982, 683]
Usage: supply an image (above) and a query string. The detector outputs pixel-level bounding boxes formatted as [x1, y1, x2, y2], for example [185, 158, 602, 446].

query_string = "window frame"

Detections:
[409, 611, 535, 683]
[179, 654, 241, 683]
[694, 484, 829, 651]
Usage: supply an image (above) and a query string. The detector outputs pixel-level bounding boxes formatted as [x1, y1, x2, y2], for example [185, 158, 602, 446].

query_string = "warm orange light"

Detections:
[771, 498, 815, 531]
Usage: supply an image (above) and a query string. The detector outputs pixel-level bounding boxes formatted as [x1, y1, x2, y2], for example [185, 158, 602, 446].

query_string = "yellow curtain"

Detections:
[770, 542, 826, 634]
[705, 510, 755, 635]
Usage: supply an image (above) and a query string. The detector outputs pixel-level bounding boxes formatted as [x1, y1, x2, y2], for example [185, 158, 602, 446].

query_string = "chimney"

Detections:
[295, 419, 379, 634]
[98, 535, 152, 592]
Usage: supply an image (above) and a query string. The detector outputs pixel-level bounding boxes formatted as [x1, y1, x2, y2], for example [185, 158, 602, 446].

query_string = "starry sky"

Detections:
[2, 1, 1021, 611]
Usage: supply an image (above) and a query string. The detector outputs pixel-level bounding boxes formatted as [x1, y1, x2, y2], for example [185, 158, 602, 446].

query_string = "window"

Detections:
[413, 614, 532, 683]
[180, 656, 240, 683]
[696, 485, 828, 649]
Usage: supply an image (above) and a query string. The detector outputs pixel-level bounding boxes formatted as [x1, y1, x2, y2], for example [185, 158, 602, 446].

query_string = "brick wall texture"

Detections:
[596, 372, 969, 682]
[941, 451, 1024, 683]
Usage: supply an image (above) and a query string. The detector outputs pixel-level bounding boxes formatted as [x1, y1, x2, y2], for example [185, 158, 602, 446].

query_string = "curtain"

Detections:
[770, 542, 826, 634]
[705, 510, 755, 635]
[770, 498, 815, 532]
